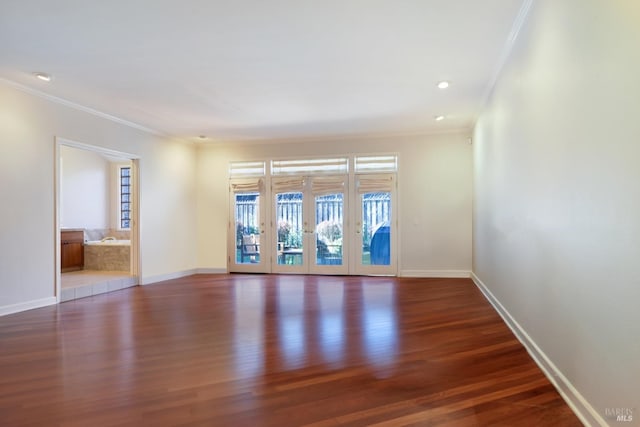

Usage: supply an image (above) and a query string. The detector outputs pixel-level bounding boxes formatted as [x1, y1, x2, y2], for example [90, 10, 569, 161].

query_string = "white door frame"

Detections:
[308, 175, 349, 275]
[228, 177, 269, 273]
[54, 137, 141, 302]
[270, 174, 350, 275]
[271, 176, 307, 274]
[351, 173, 398, 276]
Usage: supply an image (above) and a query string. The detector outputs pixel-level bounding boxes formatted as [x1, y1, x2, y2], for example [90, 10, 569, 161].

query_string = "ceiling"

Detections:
[0, 0, 526, 143]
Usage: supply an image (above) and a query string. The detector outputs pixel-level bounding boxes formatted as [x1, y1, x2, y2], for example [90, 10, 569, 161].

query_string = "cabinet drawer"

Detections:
[61, 230, 84, 243]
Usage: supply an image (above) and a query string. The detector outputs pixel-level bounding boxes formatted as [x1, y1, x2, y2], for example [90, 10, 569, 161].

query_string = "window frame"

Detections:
[118, 165, 132, 230]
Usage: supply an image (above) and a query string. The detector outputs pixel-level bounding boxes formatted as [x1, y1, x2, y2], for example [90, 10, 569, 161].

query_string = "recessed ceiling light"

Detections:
[33, 72, 52, 82]
[434, 115, 445, 121]
[437, 81, 450, 89]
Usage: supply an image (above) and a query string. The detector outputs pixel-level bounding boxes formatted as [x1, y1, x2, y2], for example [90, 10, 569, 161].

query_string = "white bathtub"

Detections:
[85, 239, 131, 246]
[84, 240, 130, 271]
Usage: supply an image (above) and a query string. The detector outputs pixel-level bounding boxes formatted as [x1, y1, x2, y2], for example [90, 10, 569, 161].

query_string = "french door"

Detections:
[353, 174, 397, 275]
[272, 176, 348, 275]
[228, 159, 397, 276]
[228, 178, 268, 273]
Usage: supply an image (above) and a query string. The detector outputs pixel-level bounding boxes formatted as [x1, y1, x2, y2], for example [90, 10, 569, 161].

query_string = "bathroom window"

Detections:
[120, 166, 131, 229]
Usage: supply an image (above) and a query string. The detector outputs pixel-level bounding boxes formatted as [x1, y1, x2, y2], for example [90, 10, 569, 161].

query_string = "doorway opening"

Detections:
[54, 138, 141, 302]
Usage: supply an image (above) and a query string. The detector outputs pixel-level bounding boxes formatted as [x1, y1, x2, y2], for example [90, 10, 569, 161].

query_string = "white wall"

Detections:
[473, 1, 640, 425]
[196, 132, 472, 276]
[60, 145, 110, 229]
[0, 81, 198, 312]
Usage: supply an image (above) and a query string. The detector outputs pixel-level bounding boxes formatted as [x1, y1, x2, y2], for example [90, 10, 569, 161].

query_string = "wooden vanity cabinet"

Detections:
[61, 230, 84, 272]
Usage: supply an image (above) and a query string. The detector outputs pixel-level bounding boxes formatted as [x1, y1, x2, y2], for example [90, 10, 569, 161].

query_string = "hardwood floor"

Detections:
[0, 275, 582, 426]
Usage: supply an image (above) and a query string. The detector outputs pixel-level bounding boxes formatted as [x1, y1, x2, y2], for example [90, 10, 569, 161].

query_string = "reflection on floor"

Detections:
[61, 270, 137, 302]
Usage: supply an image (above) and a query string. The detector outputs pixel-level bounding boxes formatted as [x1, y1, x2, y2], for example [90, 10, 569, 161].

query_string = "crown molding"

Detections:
[201, 126, 473, 148]
[480, 0, 534, 108]
[0, 77, 167, 138]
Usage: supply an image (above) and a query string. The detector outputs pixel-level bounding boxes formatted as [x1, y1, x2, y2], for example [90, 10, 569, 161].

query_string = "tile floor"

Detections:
[60, 270, 137, 302]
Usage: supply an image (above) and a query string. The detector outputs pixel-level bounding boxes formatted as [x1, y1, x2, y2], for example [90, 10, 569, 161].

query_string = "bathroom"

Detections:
[59, 144, 137, 301]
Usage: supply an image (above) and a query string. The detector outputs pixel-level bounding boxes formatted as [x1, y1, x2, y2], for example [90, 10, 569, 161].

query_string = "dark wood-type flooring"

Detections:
[0, 275, 582, 426]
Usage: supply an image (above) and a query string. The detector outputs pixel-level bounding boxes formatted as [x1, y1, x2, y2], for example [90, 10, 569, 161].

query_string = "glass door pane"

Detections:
[360, 192, 391, 266]
[234, 192, 262, 265]
[311, 193, 347, 274]
[275, 192, 305, 270]
[315, 194, 343, 266]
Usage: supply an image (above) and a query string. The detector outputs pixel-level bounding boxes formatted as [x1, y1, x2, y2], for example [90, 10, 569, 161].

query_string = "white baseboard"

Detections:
[470, 272, 608, 427]
[140, 269, 199, 285]
[141, 268, 227, 285]
[195, 268, 227, 274]
[400, 269, 470, 278]
[0, 296, 57, 316]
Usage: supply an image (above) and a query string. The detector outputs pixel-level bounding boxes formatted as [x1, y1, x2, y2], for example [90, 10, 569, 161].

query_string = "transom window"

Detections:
[229, 155, 397, 178]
